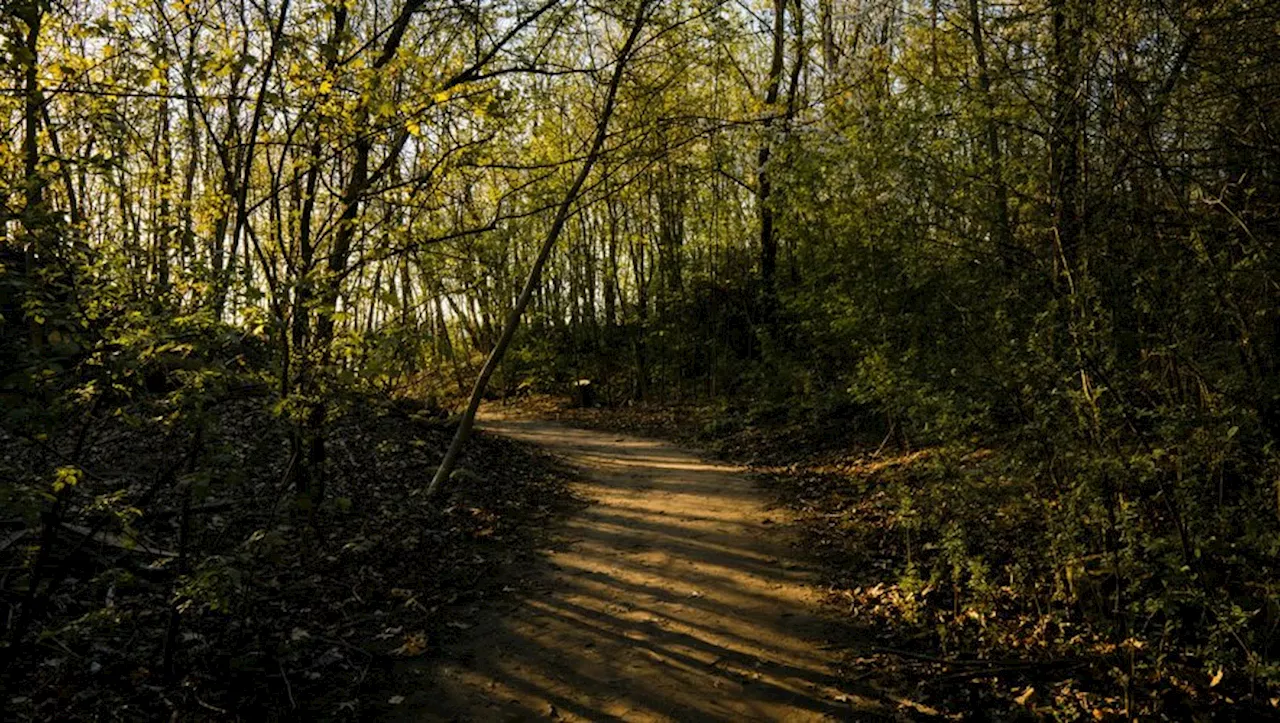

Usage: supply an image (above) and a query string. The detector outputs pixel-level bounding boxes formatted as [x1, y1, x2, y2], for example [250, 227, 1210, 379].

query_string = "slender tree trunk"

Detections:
[1050, 0, 1085, 286]
[782, 0, 804, 286]
[178, 30, 201, 274]
[756, 0, 787, 307]
[209, 112, 241, 319]
[19, 0, 44, 233]
[968, 0, 1013, 262]
[300, 0, 431, 503]
[820, 0, 836, 75]
[228, 0, 292, 300]
[17, 0, 46, 349]
[428, 0, 653, 497]
[631, 235, 650, 400]
[604, 190, 620, 330]
[155, 82, 174, 292]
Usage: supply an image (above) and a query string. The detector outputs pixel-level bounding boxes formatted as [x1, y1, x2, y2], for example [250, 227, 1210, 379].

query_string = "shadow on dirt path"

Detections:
[385, 417, 899, 721]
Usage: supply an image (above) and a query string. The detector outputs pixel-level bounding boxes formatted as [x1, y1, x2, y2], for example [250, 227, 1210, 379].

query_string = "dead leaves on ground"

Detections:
[2, 393, 575, 721]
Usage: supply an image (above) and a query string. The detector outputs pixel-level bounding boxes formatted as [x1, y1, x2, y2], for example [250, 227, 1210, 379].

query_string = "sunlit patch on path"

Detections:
[386, 418, 896, 721]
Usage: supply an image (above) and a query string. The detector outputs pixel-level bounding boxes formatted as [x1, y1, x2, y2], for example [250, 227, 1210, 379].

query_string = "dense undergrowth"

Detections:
[1, 332, 572, 721]
[544, 395, 1280, 720]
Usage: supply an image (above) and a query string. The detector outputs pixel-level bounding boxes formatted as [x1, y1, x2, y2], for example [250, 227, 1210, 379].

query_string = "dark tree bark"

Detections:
[756, 0, 787, 304]
[1050, 0, 1086, 287]
[968, 0, 1014, 263]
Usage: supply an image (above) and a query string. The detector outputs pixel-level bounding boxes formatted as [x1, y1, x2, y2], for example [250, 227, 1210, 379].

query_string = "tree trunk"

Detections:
[428, 0, 653, 497]
[1050, 0, 1085, 286]
[756, 0, 787, 304]
[967, 0, 1013, 262]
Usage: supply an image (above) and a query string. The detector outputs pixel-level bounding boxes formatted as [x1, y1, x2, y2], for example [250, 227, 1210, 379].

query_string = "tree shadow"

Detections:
[383, 420, 916, 722]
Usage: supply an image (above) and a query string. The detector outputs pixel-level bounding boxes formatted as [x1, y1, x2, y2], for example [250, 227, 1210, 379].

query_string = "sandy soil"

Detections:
[385, 417, 898, 722]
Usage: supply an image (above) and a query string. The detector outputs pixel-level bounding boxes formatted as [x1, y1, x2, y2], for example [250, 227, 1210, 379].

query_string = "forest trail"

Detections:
[387, 417, 891, 722]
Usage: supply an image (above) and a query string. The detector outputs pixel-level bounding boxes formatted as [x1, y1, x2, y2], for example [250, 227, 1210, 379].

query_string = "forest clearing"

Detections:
[2, 0, 1279, 718]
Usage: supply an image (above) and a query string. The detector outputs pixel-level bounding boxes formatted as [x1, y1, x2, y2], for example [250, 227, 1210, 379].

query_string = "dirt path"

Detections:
[387, 418, 893, 721]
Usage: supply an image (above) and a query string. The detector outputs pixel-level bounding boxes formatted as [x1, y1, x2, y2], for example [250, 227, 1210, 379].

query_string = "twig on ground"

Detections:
[278, 660, 296, 709]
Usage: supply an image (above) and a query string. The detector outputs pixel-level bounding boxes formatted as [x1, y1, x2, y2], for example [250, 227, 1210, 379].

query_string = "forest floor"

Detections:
[384, 412, 918, 722]
[1, 392, 577, 721]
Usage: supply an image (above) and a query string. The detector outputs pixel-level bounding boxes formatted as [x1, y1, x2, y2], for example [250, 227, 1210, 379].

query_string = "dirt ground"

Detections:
[383, 416, 909, 722]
